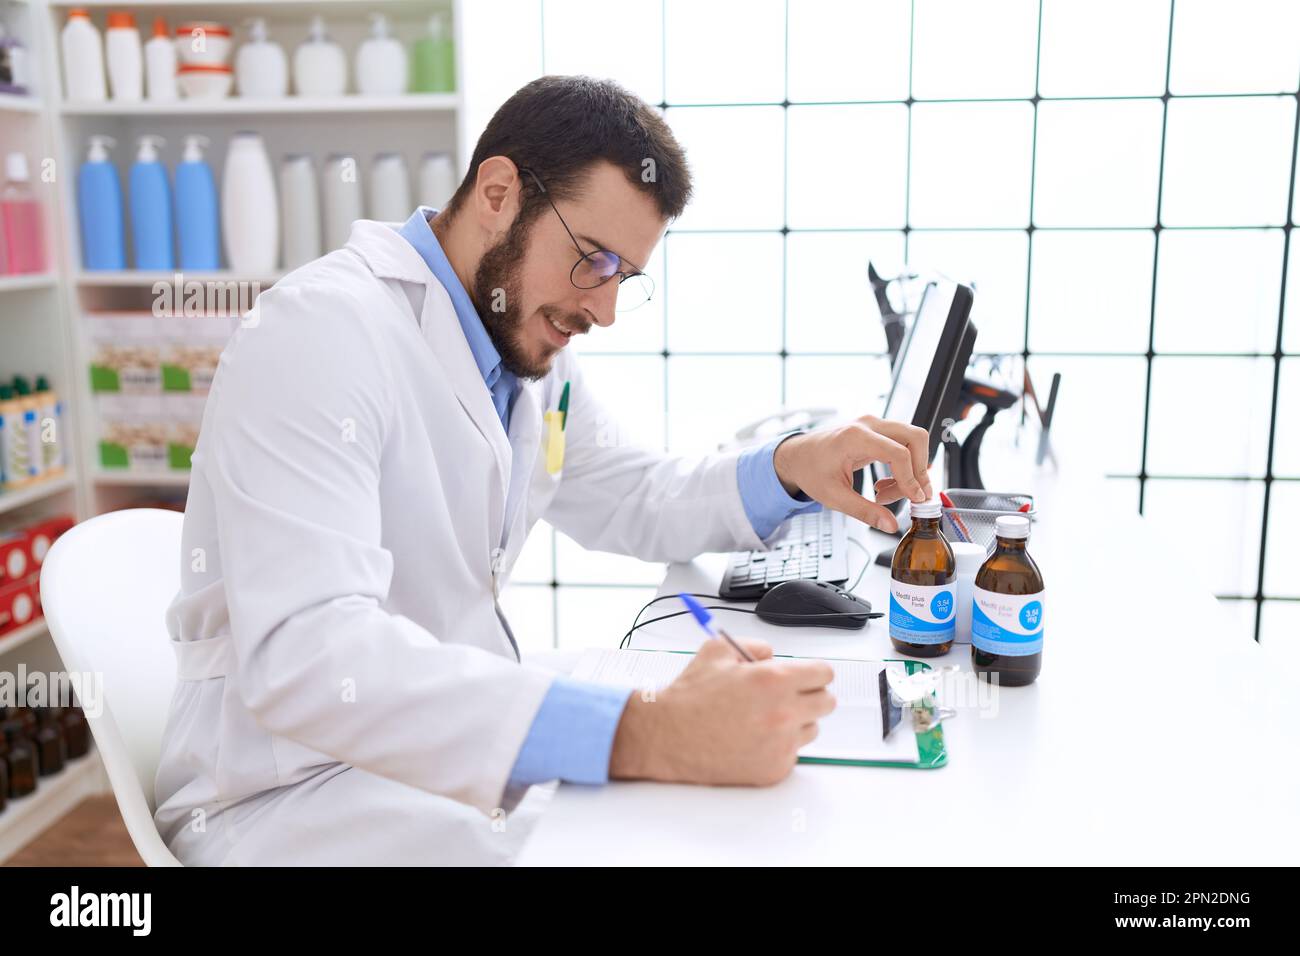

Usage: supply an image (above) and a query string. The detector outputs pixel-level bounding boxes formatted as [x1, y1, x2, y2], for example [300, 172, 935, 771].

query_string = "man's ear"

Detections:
[472, 155, 522, 239]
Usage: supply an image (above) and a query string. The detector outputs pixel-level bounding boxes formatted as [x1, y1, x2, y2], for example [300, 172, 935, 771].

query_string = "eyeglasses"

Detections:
[519, 167, 655, 312]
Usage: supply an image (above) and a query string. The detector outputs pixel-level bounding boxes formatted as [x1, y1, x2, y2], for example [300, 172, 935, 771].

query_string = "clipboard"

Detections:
[798, 657, 948, 771]
[570, 649, 948, 771]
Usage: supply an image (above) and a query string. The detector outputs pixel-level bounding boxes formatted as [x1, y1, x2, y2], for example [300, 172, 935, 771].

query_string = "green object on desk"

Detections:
[797, 659, 948, 770]
[644, 651, 947, 770]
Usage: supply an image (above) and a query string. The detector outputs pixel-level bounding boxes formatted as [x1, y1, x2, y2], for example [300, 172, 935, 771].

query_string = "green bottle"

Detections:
[410, 14, 455, 93]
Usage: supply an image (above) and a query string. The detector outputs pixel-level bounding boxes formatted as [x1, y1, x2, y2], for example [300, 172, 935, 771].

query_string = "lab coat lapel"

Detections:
[418, 277, 514, 496]
[503, 380, 544, 551]
[345, 220, 512, 511]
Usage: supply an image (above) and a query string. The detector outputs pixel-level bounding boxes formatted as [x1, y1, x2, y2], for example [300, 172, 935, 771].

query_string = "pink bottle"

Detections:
[1, 152, 47, 274]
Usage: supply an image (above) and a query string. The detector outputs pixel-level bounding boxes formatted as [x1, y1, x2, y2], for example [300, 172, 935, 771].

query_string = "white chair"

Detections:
[40, 508, 184, 866]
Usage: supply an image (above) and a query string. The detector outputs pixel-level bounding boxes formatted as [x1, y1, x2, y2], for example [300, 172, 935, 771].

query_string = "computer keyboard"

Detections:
[719, 509, 850, 600]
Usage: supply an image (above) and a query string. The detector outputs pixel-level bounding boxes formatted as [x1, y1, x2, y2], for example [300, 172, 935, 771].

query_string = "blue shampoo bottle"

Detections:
[130, 135, 173, 270]
[176, 134, 220, 271]
[77, 135, 126, 270]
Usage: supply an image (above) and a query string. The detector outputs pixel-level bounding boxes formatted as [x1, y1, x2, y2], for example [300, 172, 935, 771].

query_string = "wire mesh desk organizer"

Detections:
[939, 489, 1037, 551]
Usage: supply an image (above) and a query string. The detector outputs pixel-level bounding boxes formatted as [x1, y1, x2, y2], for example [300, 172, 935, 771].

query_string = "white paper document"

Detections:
[572, 649, 922, 765]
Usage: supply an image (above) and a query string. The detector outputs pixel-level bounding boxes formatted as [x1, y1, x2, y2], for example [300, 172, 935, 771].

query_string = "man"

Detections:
[155, 76, 933, 865]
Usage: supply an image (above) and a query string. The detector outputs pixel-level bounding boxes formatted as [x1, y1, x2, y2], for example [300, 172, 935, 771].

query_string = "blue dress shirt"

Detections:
[399, 207, 820, 788]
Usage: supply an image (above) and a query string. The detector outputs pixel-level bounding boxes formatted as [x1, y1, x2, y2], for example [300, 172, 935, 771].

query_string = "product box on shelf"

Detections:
[0, 512, 74, 590]
[86, 311, 234, 472]
[163, 392, 205, 469]
[87, 312, 164, 394]
[0, 573, 38, 637]
[96, 393, 166, 470]
[0, 528, 29, 586]
[88, 311, 238, 395]
[161, 315, 237, 392]
[26, 514, 74, 569]
[96, 392, 206, 471]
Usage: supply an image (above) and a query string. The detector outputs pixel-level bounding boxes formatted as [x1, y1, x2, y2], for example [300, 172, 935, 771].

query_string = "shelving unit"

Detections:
[61, 91, 459, 115]
[0, 755, 108, 862]
[75, 268, 284, 286]
[93, 469, 189, 487]
[0, 473, 76, 515]
[0, 271, 56, 291]
[0, 618, 49, 655]
[0, 0, 466, 862]
[41, 0, 465, 514]
[0, 89, 42, 113]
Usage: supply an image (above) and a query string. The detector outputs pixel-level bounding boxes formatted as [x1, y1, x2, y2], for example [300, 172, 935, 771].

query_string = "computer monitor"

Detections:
[879, 279, 975, 463]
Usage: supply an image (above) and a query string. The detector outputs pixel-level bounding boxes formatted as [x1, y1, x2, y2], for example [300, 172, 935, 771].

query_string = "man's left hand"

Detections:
[771, 415, 934, 534]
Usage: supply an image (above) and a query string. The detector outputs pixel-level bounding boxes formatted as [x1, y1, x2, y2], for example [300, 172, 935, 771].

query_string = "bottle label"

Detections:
[972, 586, 1044, 656]
[889, 580, 956, 644]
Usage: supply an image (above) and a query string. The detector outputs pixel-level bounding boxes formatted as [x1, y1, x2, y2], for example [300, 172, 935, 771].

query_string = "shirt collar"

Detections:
[398, 206, 516, 395]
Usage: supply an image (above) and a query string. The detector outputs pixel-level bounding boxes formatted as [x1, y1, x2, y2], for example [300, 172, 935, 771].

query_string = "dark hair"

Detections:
[442, 75, 692, 226]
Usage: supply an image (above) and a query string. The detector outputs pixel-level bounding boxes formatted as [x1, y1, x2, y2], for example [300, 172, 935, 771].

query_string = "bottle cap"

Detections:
[950, 541, 987, 574]
[87, 135, 117, 162]
[35, 376, 51, 391]
[68, 9, 90, 22]
[152, 17, 168, 39]
[5, 152, 30, 183]
[106, 12, 136, 30]
[995, 515, 1031, 540]
[181, 134, 209, 162]
[12, 375, 32, 396]
[910, 499, 941, 519]
[135, 135, 165, 162]
[0, 384, 13, 400]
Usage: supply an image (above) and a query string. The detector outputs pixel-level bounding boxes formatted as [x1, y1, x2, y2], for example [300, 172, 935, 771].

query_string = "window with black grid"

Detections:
[499, 0, 1300, 653]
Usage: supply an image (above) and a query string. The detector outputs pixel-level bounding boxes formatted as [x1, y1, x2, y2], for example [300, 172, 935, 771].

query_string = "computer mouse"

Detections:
[754, 580, 878, 630]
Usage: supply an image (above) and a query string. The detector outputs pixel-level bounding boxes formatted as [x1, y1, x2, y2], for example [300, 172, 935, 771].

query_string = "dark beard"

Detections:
[470, 214, 550, 381]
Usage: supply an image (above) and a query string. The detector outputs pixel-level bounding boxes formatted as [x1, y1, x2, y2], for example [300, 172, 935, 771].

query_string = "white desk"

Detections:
[517, 442, 1300, 866]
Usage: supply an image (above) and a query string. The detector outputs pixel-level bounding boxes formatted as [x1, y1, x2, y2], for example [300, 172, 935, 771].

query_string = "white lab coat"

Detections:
[153, 218, 769, 865]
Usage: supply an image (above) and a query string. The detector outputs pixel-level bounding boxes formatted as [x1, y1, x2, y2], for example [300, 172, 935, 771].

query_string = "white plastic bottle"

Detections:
[418, 152, 456, 209]
[221, 132, 279, 274]
[356, 13, 407, 96]
[369, 153, 411, 223]
[105, 11, 143, 102]
[236, 18, 288, 98]
[950, 541, 987, 645]
[293, 16, 346, 97]
[322, 154, 363, 251]
[61, 9, 107, 102]
[145, 17, 178, 101]
[279, 154, 321, 269]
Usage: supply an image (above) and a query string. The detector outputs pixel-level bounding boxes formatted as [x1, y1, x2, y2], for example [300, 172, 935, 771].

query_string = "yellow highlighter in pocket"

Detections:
[544, 410, 566, 474]
[544, 381, 570, 474]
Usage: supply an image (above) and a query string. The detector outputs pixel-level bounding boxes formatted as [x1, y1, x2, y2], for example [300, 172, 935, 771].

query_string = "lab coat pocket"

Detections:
[524, 444, 563, 532]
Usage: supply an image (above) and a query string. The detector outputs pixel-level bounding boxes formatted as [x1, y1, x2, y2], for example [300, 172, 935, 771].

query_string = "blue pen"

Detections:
[678, 593, 756, 662]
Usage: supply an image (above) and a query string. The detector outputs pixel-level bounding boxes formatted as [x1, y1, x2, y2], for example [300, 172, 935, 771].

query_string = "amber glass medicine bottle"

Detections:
[889, 500, 957, 657]
[1, 716, 38, 798]
[972, 515, 1044, 686]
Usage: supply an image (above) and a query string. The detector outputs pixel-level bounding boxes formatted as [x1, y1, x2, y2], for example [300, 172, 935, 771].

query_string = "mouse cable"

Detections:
[845, 537, 871, 593]
[617, 539, 877, 649]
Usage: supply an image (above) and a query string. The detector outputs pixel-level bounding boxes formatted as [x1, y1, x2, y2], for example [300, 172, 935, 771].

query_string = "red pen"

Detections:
[938, 491, 975, 543]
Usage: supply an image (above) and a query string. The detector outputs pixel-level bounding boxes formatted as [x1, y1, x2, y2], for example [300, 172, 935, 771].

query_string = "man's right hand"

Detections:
[608, 637, 836, 786]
